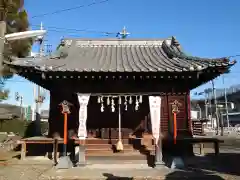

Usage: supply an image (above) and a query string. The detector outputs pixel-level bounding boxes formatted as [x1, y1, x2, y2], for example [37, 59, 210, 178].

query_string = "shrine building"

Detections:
[4, 36, 236, 166]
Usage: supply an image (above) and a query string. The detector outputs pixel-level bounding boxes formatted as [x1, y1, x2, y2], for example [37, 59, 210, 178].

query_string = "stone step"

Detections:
[86, 143, 134, 150]
[85, 152, 147, 159]
[86, 148, 138, 153]
[86, 138, 131, 144]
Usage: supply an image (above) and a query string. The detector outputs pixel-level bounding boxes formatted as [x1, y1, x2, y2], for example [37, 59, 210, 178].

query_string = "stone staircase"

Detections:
[85, 135, 154, 157]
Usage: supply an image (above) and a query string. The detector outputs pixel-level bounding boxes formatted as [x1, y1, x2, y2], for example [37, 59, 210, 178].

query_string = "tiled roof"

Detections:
[7, 37, 236, 73]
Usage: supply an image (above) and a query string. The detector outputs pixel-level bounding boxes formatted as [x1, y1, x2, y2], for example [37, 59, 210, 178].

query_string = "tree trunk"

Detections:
[0, 21, 6, 74]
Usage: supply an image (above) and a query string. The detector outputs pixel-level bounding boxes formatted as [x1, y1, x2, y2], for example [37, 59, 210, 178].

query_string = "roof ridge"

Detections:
[64, 37, 172, 41]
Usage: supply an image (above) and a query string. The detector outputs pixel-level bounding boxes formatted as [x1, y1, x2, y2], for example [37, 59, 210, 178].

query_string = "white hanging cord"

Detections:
[111, 98, 115, 112]
[119, 96, 122, 105]
[118, 100, 122, 141]
[129, 96, 133, 104]
[135, 95, 139, 111]
[100, 96, 104, 112]
[139, 95, 143, 103]
[107, 96, 110, 105]
[97, 96, 101, 103]
[124, 96, 128, 111]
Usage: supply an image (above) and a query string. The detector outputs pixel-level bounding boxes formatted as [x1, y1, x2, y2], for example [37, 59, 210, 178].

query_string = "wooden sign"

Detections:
[149, 96, 161, 145]
[77, 94, 90, 139]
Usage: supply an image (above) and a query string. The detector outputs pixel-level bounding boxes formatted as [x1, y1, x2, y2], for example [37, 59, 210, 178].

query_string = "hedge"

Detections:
[0, 119, 48, 137]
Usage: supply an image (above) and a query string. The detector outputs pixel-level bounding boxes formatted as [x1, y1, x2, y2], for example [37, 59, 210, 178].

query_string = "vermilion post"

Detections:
[64, 112, 68, 145]
[173, 112, 177, 144]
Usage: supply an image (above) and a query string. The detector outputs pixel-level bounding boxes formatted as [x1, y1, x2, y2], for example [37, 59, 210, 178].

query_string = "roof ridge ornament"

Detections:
[171, 36, 180, 47]
[116, 26, 130, 39]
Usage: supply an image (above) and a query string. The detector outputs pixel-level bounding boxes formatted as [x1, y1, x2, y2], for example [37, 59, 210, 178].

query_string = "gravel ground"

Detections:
[0, 137, 240, 180]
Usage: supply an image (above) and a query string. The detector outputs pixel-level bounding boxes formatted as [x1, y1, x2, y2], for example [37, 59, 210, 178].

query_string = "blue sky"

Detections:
[3, 0, 240, 109]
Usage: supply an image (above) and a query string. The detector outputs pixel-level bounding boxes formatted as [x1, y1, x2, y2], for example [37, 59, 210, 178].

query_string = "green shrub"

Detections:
[0, 119, 48, 137]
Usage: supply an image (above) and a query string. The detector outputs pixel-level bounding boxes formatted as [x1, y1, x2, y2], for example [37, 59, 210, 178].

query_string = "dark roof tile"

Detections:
[6, 38, 236, 73]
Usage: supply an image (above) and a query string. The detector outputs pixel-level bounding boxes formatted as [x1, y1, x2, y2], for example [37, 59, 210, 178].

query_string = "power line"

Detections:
[30, 24, 178, 36]
[30, 24, 116, 36]
[31, 0, 112, 18]
[227, 55, 240, 58]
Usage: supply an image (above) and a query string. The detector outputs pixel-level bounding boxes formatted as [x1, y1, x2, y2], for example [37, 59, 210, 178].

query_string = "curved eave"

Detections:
[161, 38, 237, 71]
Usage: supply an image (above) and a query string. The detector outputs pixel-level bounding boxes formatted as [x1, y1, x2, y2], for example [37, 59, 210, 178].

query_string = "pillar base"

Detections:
[77, 162, 86, 167]
[154, 142, 165, 168]
[155, 161, 165, 168]
[170, 157, 184, 169]
[75, 145, 86, 167]
[55, 156, 73, 169]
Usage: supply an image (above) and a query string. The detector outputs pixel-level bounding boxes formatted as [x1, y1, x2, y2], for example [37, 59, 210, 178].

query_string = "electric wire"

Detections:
[31, 0, 112, 18]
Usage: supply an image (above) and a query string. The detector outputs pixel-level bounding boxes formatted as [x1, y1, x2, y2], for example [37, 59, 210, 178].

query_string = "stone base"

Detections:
[77, 162, 86, 167]
[170, 157, 184, 169]
[55, 156, 73, 169]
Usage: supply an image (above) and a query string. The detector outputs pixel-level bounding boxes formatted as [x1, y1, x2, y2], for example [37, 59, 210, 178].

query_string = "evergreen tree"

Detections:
[0, 0, 32, 101]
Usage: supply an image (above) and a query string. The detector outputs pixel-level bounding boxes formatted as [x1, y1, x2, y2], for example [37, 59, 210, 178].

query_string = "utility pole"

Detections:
[223, 75, 230, 131]
[15, 92, 23, 120]
[204, 93, 208, 119]
[212, 80, 220, 135]
[34, 22, 45, 135]
[196, 104, 202, 119]
[208, 92, 213, 128]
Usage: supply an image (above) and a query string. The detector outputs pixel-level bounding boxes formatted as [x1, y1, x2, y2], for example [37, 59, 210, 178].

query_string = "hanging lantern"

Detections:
[100, 96, 104, 103]
[139, 95, 143, 103]
[97, 96, 101, 103]
[107, 96, 110, 105]
[124, 96, 128, 111]
[119, 96, 122, 104]
[111, 98, 115, 112]
[129, 96, 133, 104]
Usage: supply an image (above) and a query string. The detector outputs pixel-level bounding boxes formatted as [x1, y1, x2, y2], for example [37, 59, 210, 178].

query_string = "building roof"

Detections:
[0, 104, 21, 120]
[5, 37, 236, 73]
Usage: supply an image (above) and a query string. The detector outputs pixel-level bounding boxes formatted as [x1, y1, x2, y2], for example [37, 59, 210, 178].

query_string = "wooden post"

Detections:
[55, 100, 73, 169]
[59, 101, 72, 157]
[173, 112, 177, 144]
[53, 139, 59, 165]
[63, 112, 68, 156]
[214, 141, 219, 155]
[200, 143, 204, 155]
[20, 141, 26, 160]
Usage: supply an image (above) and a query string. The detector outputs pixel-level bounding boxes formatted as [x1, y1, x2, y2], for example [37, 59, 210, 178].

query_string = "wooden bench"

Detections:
[181, 137, 224, 156]
[160, 136, 224, 156]
[18, 136, 85, 165]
